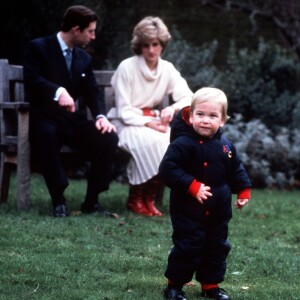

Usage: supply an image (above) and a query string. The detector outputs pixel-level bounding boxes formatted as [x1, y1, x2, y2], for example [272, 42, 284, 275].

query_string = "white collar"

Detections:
[138, 55, 162, 81]
[57, 32, 70, 52]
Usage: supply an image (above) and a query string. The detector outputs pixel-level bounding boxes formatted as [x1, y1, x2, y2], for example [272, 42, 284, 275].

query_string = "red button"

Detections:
[199, 140, 203, 144]
[204, 162, 208, 167]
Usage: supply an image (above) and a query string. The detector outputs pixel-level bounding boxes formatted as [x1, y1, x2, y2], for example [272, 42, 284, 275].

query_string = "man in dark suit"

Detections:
[23, 5, 119, 217]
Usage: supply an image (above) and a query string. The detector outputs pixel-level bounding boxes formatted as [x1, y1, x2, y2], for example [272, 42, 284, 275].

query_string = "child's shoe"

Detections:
[164, 286, 188, 300]
[201, 288, 230, 300]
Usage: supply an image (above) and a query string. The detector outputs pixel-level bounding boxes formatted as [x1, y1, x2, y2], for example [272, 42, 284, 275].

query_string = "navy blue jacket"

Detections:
[24, 34, 106, 120]
[159, 107, 252, 224]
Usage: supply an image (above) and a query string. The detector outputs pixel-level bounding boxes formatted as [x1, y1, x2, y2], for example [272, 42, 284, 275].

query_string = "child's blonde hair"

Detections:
[190, 87, 230, 122]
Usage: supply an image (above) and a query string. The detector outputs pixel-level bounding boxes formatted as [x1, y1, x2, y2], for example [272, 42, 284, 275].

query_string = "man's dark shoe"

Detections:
[81, 202, 101, 214]
[201, 288, 230, 300]
[81, 202, 119, 218]
[53, 204, 69, 217]
[164, 286, 188, 300]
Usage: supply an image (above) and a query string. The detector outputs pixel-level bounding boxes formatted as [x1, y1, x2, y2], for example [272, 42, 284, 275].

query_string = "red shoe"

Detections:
[143, 175, 164, 216]
[144, 198, 163, 216]
[127, 197, 153, 216]
[127, 184, 153, 216]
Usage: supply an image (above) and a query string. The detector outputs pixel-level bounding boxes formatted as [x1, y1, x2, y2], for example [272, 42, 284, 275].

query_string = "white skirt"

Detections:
[112, 120, 170, 185]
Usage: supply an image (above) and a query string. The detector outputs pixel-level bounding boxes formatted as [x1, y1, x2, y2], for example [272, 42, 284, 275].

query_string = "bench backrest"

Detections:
[0, 59, 24, 102]
[0, 59, 115, 146]
[93, 70, 115, 111]
[0, 59, 115, 109]
[0, 60, 25, 142]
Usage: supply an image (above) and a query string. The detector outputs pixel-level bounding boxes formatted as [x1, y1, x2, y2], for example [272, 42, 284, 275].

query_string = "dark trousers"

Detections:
[30, 112, 119, 205]
[165, 217, 231, 285]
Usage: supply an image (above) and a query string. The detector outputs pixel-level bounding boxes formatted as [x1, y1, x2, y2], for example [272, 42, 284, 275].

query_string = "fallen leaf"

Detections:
[185, 281, 196, 286]
[70, 210, 82, 216]
[231, 271, 242, 275]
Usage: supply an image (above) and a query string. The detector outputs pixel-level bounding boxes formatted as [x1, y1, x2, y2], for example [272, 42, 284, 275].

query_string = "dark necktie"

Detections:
[65, 48, 72, 70]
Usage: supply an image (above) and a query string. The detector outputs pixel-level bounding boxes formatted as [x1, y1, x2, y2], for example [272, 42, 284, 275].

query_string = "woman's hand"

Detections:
[145, 120, 169, 133]
[161, 106, 176, 125]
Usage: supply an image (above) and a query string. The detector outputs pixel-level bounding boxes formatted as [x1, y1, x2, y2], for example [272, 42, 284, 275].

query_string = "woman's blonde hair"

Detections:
[190, 87, 230, 122]
[131, 16, 171, 55]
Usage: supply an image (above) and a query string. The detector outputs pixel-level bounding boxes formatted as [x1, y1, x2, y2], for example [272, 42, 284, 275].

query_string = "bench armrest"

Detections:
[0, 102, 30, 111]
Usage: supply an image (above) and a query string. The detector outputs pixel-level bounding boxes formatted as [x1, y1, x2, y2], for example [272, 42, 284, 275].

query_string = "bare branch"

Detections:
[196, 0, 300, 59]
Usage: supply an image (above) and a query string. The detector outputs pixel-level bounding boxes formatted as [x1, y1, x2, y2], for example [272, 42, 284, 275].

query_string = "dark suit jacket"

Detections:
[23, 34, 106, 122]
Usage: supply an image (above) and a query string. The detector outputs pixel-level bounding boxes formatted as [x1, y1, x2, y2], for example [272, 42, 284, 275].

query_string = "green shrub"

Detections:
[162, 34, 300, 188]
[163, 30, 220, 90]
[224, 115, 300, 188]
[164, 35, 300, 132]
[219, 39, 300, 131]
[165, 32, 300, 130]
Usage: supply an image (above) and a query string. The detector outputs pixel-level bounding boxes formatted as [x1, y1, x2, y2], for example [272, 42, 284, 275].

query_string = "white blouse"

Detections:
[107, 55, 193, 125]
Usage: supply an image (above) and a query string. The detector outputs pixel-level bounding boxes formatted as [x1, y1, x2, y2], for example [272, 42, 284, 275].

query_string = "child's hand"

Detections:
[234, 198, 249, 210]
[196, 184, 212, 204]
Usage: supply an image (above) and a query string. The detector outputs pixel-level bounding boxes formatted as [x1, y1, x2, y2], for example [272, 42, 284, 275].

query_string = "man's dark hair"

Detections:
[61, 5, 98, 32]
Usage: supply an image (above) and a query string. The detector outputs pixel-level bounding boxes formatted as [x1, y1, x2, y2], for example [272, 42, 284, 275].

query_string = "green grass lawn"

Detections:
[0, 175, 299, 299]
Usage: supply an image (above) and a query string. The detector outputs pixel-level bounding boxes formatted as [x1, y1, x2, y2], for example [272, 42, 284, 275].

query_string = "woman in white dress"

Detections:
[108, 16, 193, 216]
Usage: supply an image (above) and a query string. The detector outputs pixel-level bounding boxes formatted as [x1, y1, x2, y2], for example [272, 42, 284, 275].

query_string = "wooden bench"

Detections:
[0, 59, 167, 211]
[0, 59, 116, 210]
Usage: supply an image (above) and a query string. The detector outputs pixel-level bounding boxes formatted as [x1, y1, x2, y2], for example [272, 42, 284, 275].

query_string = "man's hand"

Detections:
[95, 117, 116, 134]
[234, 198, 249, 210]
[196, 184, 212, 204]
[58, 89, 75, 112]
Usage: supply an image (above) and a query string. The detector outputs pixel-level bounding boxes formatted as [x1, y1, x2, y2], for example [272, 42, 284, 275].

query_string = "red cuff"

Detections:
[188, 179, 201, 198]
[237, 188, 251, 199]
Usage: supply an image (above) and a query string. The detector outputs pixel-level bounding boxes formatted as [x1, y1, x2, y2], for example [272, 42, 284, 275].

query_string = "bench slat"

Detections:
[0, 102, 30, 110]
